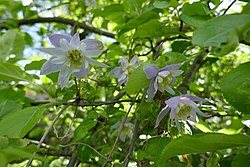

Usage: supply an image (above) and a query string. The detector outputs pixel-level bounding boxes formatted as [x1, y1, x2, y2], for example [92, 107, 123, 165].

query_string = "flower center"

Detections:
[157, 71, 173, 89]
[125, 64, 135, 75]
[177, 104, 192, 119]
[66, 49, 83, 67]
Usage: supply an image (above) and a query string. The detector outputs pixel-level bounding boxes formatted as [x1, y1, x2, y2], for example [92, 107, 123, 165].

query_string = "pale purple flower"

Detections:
[109, 56, 143, 86]
[155, 94, 210, 132]
[143, 64, 183, 101]
[39, 32, 109, 89]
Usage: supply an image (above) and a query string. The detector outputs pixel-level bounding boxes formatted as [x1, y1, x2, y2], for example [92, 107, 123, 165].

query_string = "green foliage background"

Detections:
[0, 0, 250, 166]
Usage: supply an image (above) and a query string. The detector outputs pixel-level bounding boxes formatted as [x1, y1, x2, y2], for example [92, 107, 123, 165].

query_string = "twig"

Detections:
[102, 93, 140, 167]
[123, 89, 147, 166]
[26, 104, 70, 167]
[60, 142, 107, 160]
[0, 17, 115, 38]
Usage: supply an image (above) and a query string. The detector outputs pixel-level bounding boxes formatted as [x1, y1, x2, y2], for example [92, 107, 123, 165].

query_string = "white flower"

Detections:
[155, 94, 210, 132]
[109, 56, 143, 86]
[39, 33, 109, 89]
[143, 64, 183, 101]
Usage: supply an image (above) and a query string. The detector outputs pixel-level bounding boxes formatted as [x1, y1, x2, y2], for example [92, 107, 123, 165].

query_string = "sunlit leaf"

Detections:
[0, 29, 25, 61]
[0, 62, 32, 82]
[124, 65, 150, 95]
[192, 14, 250, 55]
[118, 10, 159, 37]
[0, 106, 46, 138]
[221, 62, 250, 114]
[158, 133, 250, 164]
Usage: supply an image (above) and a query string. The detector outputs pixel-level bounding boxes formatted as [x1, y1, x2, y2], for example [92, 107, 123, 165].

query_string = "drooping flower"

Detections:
[155, 94, 210, 132]
[38, 32, 109, 89]
[143, 64, 183, 101]
[109, 56, 143, 86]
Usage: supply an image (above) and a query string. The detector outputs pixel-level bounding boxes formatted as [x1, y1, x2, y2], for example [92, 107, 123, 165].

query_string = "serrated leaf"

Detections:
[124, 65, 150, 95]
[118, 10, 159, 37]
[192, 14, 250, 55]
[0, 61, 32, 82]
[158, 133, 250, 165]
[0, 106, 46, 138]
[221, 62, 250, 114]
[134, 19, 179, 38]
[0, 29, 25, 61]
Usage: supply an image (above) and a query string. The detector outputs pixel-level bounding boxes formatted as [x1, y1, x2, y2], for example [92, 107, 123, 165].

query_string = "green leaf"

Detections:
[153, 1, 169, 9]
[124, 65, 150, 95]
[158, 133, 250, 164]
[180, 14, 211, 27]
[0, 89, 25, 118]
[232, 153, 250, 167]
[25, 60, 46, 70]
[171, 41, 192, 53]
[0, 136, 9, 149]
[182, 2, 210, 16]
[155, 52, 186, 67]
[134, 19, 179, 38]
[0, 61, 32, 82]
[0, 29, 25, 61]
[0, 106, 46, 138]
[137, 137, 170, 161]
[73, 118, 97, 142]
[118, 10, 159, 37]
[221, 62, 250, 114]
[192, 14, 250, 56]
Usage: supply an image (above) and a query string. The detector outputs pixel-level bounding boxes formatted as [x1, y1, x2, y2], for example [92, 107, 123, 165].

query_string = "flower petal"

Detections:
[109, 67, 123, 78]
[58, 64, 72, 89]
[50, 56, 67, 64]
[70, 32, 81, 48]
[181, 94, 207, 103]
[130, 56, 138, 65]
[165, 96, 180, 111]
[85, 57, 109, 68]
[81, 39, 104, 57]
[40, 58, 62, 75]
[59, 38, 72, 51]
[160, 63, 182, 71]
[37, 48, 64, 56]
[155, 106, 170, 128]
[165, 86, 175, 95]
[172, 70, 183, 76]
[193, 107, 210, 117]
[73, 65, 90, 78]
[147, 78, 157, 101]
[143, 65, 158, 79]
[48, 34, 71, 47]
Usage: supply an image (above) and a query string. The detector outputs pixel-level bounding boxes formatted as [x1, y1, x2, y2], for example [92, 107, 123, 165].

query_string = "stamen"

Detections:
[66, 49, 83, 66]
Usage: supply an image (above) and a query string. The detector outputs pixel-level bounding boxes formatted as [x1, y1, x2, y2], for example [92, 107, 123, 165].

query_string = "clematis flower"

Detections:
[143, 64, 183, 101]
[155, 94, 210, 132]
[109, 56, 143, 86]
[39, 32, 109, 89]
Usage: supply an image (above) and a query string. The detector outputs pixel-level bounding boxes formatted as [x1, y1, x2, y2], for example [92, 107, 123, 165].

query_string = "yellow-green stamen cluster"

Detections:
[66, 49, 83, 66]
[157, 72, 173, 89]
[177, 104, 192, 119]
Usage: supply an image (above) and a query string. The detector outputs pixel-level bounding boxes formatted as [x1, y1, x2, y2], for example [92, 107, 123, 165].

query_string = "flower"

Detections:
[143, 64, 183, 101]
[155, 94, 210, 132]
[109, 56, 142, 86]
[39, 32, 109, 89]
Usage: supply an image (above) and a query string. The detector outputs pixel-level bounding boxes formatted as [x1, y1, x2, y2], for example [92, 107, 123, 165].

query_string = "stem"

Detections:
[102, 93, 139, 167]
[123, 89, 147, 167]
[26, 104, 70, 167]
